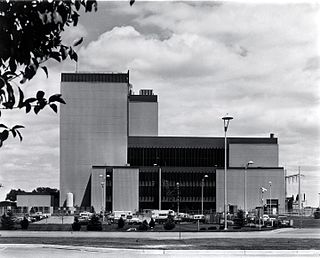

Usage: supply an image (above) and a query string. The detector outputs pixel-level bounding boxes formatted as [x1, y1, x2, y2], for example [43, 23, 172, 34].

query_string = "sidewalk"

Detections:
[0, 244, 319, 258]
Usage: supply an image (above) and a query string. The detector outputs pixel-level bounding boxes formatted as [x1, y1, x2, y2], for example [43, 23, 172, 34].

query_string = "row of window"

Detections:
[128, 147, 224, 167]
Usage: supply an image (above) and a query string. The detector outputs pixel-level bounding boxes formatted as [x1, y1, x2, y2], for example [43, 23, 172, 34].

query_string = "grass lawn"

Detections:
[0, 237, 319, 250]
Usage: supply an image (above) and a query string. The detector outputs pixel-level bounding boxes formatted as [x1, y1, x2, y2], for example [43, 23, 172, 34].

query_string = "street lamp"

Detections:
[99, 174, 110, 222]
[244, 161, 254, 214]
[222, 115, 233, 230]
[176, 182, 180, 214]
[269, 181, 272, 215]
[154, 163, 162, 210]
[201, 174, 208, 215]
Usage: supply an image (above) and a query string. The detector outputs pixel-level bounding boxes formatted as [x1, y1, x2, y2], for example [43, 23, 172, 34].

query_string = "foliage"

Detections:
[5, 186, 59, 201]
[0, 0, 98, 147]
[234, 210, 246, 227]
[72, 217, 81, 231]
[138, 219, 148, 231]
[20, 216, 29, 230]
[5, 188, 26, 201]
[314, 208, 320, 219]
[87, 214, 102, 231]
[90, 206, 95, 213]
[1, 210, 15, 230]
[149, 218, 155, 228]
[118, 217, 125, 229]
[32, 187, 59, 194]
[163, 216, 175, 230]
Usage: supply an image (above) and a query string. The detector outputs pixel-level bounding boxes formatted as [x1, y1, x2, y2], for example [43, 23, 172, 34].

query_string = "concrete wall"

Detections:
[229, 144, 279, 168]
[91, 168, 106, 213]
[216, 168, 285, 213]
[112, 167, 139, 212]
[129, 101, 158, 136]
[60, 80, 129, 207]
[17, 195, 51, 207]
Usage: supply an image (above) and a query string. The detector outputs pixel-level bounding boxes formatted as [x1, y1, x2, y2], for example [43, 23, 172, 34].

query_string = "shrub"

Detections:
[314, 208, 320, 219]
[1, 211, 15, 230]
[163, 217, 175, 230]
[72, 217, 81, 231]
[87, 214, 102, 231]
[149, 218, 155, 228]
[234, 210, 245, 227]
[200, 227, 207, 231]
[138, 220, 148, 231]
[118, 217, 125, 229]
[20, 217, 29, 230]
[208, 226, 217, 230]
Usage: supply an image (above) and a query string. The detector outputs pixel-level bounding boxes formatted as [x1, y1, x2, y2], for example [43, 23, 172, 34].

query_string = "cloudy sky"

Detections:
[0, 1, 319, 206]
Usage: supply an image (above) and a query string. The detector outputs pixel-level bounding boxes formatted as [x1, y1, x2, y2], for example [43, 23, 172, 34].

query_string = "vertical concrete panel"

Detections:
[91, 168, 105, 213]
[229, 144, 279, 167]
[60, 80, 128, 207]
[216, 168, 285, 213]
[129, 102, 158, 136]
[112, 168, 139, 212]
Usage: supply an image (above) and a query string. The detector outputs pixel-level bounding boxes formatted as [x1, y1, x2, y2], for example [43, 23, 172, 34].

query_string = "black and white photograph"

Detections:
[0, 0, 319, 257]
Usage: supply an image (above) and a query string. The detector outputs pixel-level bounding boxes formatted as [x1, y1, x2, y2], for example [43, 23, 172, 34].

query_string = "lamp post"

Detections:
[154, 163, 161, 210]
[222, 115, 233, 230]
[269, 181, 272, 215]
[100, 181, 105, 220]
[201, 174, 208, 215]
[99, 174, 110, 222]
[244, 161, 254, 214]
[176, 182, 180, 214]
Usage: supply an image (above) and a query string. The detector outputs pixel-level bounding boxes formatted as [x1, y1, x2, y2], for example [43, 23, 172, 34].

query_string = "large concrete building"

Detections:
[60, 72, 285, 214]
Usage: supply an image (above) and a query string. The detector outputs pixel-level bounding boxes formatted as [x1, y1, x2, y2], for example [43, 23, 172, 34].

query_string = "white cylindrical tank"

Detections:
[66, 192, 74, 208]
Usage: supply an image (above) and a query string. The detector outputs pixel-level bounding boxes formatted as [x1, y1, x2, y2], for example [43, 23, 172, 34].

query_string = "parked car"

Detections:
[192, 214, 205, 223]
[127, 216, 142, 225]
[262, 214, 270, 222]
[219, 219, 234, 226]
[278, 215, 290, 227]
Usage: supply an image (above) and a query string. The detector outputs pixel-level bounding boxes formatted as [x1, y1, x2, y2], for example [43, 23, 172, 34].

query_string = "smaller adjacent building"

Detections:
[16, 192, 59, 214]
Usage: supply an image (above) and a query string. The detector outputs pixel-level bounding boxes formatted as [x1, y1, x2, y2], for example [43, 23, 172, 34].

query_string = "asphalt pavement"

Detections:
[0, 244, 319, 258]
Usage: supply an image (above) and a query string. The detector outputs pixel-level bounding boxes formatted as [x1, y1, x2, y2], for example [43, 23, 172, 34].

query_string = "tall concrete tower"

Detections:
[60, 72, 130, 207]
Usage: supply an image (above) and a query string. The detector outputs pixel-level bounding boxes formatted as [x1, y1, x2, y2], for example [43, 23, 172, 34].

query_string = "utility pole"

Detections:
[285, 168, 304, 215]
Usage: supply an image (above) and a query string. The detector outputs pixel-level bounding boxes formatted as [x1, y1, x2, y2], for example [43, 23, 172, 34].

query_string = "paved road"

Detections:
[0, 244, 319, 258]
[0, 228, 319, 239]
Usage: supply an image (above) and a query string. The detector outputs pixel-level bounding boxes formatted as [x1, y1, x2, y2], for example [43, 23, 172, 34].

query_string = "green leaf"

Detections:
[34, 105, 41, 114]
[41, 66, 48, 78]
[49, 94, 62, 103]
[50, 52, 61, 62]
[0, 124, 8, 129]
[25, 103, 31, 113]
[49, 94, 66, 104]
[16, 130, 23, 141]
[25, 97, 37, 104]
[50, 103, 57, 113]
[12, 125, 24, 130]
[11, 129, 16, 138]
[0, 130, 9, 141]
[9, 58, 17, 73]
[130, 0, 135, 6]
[73, 37, 83, 47]
[75, 0, 81, 10]
[18, 87, 24, 108]
[0, 77, 5, 89]
[36, 91, 45, 100]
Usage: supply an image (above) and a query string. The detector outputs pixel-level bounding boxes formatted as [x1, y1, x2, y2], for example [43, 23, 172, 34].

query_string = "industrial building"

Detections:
[60, 72, 285, 214]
